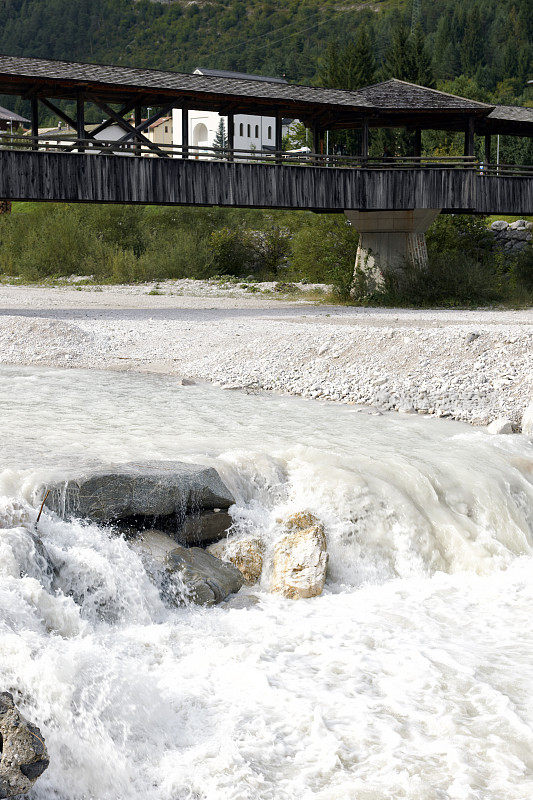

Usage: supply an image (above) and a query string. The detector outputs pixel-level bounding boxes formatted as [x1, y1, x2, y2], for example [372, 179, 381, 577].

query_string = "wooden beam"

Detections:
[94, 100, 169, 157]
[90, 101, 138, 138]
[484, 134, 491, 165]
[312, 124, 321, 158]
[134, 104, 142, 156]
[414, 128, 421, 159]
[361, 118, 369, 161]
[40, 97, 78, 133]
[227, 113, 234, 161]
[76, 94, 85, 153]
[181, 105, 189, 159]
[275, 111, 283, 164]
[30, 97, 39, 151]
[464, 116, 475, 157]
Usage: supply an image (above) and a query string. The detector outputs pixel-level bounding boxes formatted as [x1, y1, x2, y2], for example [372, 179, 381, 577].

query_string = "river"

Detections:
[1, 365, 532, 799]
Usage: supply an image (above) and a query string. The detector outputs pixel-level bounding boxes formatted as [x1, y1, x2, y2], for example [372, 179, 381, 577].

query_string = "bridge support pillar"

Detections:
[345, 209, 441, 290]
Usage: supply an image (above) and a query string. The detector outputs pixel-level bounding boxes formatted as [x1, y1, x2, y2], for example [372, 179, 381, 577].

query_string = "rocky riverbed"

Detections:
[0, 281, 531, 428]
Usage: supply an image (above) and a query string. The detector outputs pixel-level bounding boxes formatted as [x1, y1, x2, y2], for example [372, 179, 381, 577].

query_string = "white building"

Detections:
[173, 68, 291, 156]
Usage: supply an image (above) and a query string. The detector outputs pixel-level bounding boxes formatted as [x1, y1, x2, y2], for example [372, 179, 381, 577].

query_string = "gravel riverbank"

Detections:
[0, 280, 531, 428]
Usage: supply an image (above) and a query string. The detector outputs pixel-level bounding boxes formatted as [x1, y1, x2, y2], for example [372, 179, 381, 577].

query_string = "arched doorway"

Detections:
[192, 122, 208, 147]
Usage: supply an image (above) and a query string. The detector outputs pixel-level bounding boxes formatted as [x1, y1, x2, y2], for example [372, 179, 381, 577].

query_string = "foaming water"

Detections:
[0, 365, 532, 799]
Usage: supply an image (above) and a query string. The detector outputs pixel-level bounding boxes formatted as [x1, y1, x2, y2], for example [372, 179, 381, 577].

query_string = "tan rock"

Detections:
[284, 511, 320, 531]
[271, 522, 328, 599]
[208, 536, 265, 585]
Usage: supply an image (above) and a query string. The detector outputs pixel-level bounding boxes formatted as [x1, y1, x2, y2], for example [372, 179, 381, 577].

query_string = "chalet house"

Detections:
[0, 104, 28, 132]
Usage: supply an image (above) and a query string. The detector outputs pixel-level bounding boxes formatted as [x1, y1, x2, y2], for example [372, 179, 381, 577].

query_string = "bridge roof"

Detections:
[0, 53, 492, 123]
[0, 54, 530, 137]
[476, 104, 533, 136]
[0, 54, 373, 118]
[352, 79, 491, 111]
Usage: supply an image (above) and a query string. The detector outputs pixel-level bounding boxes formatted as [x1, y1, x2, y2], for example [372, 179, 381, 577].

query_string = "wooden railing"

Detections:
[0, 133, 531, 176]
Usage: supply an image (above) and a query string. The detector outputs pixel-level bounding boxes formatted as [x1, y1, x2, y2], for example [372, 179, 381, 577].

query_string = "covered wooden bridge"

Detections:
[0, 54, 531, 276]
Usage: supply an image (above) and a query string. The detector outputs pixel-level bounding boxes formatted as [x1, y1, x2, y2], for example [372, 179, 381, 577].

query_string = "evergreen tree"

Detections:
[213, 117, 228, 154]
[411, 24, 435, 87]
[461, 8, 484, 75]
[321, 26, 374, 91]
[384, 25, 417, 82]
[351, 24, 375, 88]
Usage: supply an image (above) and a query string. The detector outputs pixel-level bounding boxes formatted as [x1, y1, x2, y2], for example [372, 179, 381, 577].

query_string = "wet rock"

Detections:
[487, 417, 514, 435]
[522, 403, 533, 435]
[178, 509, 233, 545]
[271, 513, 328, 599]
[42, 461, 235, 524]
[130, 528, 177, 564]
[208, 535, 265, 585]
[0, 692, 49, 798]
[165, 545, 244, 606]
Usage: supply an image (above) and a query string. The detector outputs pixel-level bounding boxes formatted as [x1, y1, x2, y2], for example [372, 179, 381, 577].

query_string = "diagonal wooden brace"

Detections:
[94, 100, 172, 157]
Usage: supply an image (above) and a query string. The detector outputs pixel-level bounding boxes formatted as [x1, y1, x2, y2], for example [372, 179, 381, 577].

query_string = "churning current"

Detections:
[1, 365, 532, 800]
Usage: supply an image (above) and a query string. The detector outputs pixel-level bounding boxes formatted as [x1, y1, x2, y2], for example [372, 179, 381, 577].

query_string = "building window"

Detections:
[255, 125, 259, 138]
[247, 124, 251, 137]
[267, 126, 272, 140]
[164, 126, 168, 133]
[239, 123, 243, 136]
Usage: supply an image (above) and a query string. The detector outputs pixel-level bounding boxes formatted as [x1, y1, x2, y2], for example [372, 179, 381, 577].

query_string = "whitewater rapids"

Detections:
[0, 365, 532, 799]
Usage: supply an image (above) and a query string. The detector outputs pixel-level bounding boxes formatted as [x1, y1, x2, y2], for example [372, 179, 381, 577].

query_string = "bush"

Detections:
[290, 215, 358, 296]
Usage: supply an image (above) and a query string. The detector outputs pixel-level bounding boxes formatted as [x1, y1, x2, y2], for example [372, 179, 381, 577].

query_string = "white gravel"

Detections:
[0, 280, 532, 428]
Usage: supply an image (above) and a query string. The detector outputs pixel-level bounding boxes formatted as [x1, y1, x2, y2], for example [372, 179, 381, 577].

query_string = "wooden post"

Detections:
[181, 106, 189, 159]
[312, 123, 321, 164]
[361, 118, 369, 163]
[134, 104, 142, 156]
[414, 128, 421, 161]
[464, 117, 475, 158]
[275, 112, 283, 164]
[227, 113, 234, 161]
[484, 134, 491, 166]
[76, 94, 85, 153]
[31, 97, 39, 151]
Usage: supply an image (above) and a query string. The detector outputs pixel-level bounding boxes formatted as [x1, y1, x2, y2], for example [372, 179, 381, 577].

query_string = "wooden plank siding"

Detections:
[0, 150, 531, 215]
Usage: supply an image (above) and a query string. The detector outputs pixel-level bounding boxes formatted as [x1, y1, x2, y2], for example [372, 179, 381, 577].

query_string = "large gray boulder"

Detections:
[164, 545, 244, 606]
[42, 461, 235, 525]
[0, 693, 49, 798]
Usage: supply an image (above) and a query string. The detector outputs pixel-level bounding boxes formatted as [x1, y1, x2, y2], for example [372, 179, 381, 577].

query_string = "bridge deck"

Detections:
[0, 148, 531, 215]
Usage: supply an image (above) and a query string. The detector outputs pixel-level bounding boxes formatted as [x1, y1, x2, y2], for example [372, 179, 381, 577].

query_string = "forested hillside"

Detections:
[0, 0, 530, 98]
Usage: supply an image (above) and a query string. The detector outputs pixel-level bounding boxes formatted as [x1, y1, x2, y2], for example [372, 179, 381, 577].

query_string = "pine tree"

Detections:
[351, 24, 375, 88]
[461, 8, 484, 75]
[213, 117, 228, 154]
[411, 24, 435, 87]
[385, 25, 417, 82]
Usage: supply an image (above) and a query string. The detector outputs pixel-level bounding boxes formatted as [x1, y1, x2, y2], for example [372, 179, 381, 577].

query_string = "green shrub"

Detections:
[290, 215, 358, 296]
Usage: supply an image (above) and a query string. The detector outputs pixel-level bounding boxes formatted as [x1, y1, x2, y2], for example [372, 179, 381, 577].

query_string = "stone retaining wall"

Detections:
[489, 219, 532, 253]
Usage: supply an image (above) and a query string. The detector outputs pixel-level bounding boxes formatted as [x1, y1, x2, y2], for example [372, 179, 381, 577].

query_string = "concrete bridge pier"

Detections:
[345, 209, 441, 289]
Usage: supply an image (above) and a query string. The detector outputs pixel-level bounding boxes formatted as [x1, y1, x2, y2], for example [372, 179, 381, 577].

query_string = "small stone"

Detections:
[466, 332, 480, 343]
[208, 535, 264, 585]
[0, 692, 49, 798]
[509, 220, 527, 229]
[487, 417, 514, 435]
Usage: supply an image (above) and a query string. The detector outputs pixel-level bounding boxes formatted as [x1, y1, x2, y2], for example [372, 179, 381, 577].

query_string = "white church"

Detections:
[172, 68, 292, 155]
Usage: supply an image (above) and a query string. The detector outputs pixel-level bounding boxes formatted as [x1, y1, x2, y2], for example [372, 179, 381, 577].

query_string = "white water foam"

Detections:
[0, 365, 532, 799]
